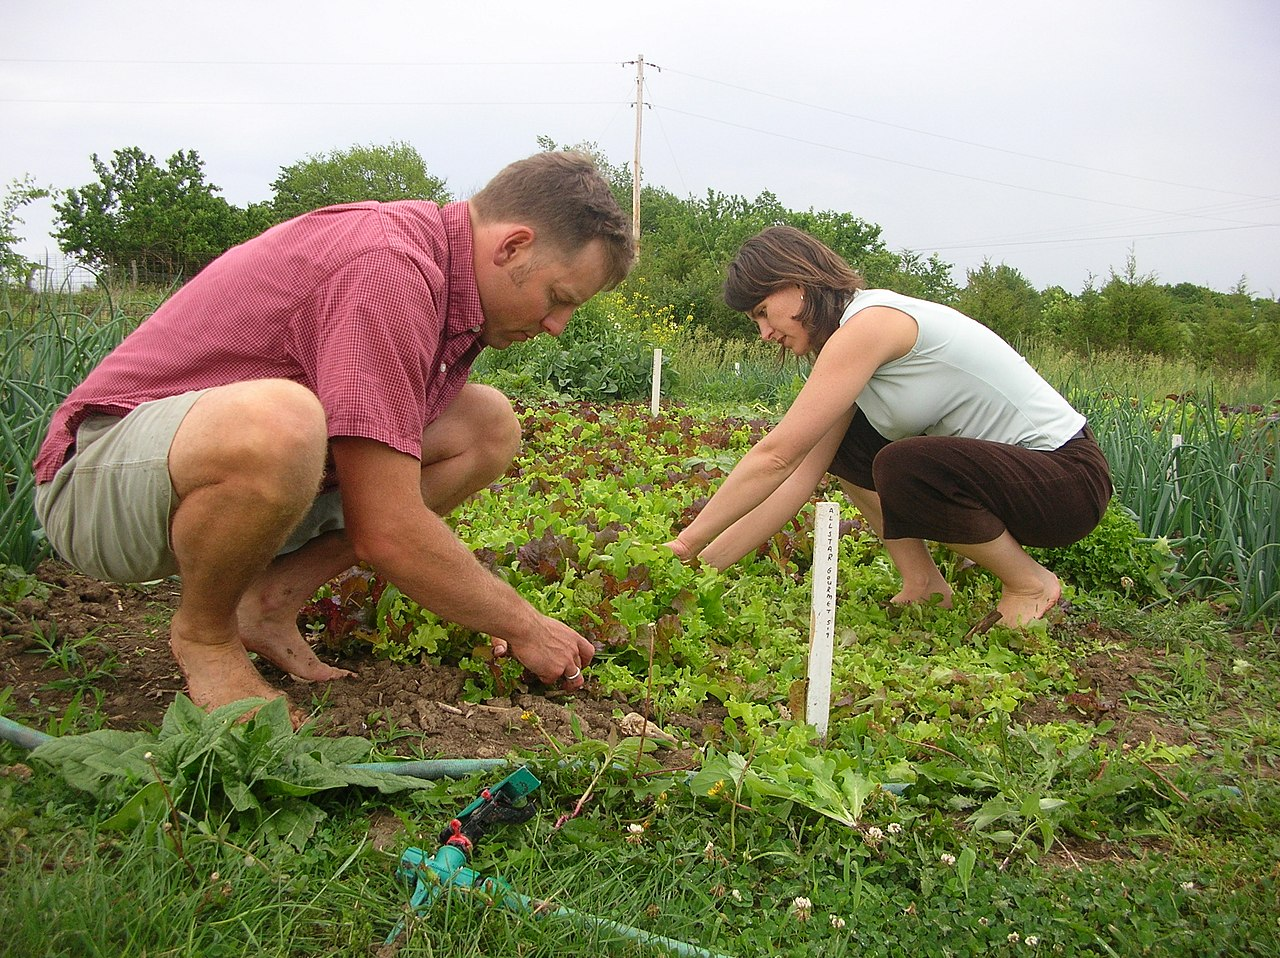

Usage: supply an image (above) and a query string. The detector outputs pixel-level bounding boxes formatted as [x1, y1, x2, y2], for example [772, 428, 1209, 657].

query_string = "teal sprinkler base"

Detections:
[386, 764, 735, 958]
[389, 843, 735, 958]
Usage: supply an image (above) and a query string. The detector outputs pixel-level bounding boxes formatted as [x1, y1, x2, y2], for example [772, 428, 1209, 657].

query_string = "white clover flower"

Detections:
[865, 826, 884, 843]
[1180, 881, 1196, 890]
[1025, 935, 1040, 947]
[830, 914, 847, 929]
[703, 840, 716, 860]
[1120, 575, 1135, 591]
[887, 822, 903, 835]
[1008, 932, 1021, 944]
[792, 897, 813, 921]
[939, 853, 957, 866]
[978, 917, 989, 927]
[627, 823, 645, 834]
[731, 889, 743, 902]
[143, 752, 153, 761]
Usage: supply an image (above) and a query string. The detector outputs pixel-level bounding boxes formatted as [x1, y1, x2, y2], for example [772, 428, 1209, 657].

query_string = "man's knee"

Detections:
[435, 384, 521, 468]
[469, 383, 521, 452]
[173, 381, 328, 497]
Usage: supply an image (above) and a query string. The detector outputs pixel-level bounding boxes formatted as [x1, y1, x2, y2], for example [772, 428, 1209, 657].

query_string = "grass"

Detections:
[3, 726, 1280, 957]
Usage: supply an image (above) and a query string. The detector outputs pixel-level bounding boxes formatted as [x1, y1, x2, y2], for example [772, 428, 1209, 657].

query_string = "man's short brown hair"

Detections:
[471, 151, 636, 289]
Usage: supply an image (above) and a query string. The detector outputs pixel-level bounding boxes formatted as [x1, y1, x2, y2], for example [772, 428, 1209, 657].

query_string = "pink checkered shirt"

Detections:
[34, 201, 486, 484]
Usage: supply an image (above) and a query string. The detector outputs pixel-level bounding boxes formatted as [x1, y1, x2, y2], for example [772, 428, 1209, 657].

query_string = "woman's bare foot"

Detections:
[891, 583, 954, 609]
[996, 575, 1062, 627]
[236, 593, 355, 683]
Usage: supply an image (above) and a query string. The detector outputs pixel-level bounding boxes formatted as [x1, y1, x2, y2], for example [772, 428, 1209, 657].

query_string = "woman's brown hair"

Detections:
[723, 225, 866, 355]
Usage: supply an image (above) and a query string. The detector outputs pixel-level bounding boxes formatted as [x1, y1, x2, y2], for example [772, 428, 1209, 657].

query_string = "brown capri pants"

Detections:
[828, 410, 1113, 548]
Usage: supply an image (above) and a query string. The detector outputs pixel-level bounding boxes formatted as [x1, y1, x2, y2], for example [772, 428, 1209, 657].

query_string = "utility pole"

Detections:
[624, 54, 659, 250]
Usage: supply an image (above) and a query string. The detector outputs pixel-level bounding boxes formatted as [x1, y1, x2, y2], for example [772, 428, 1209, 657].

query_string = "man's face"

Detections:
[478, 238, 612, 349]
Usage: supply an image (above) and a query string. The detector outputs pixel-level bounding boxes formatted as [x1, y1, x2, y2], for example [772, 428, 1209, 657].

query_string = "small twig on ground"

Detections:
[551, 759, 611, 833]
[1139, 758, 1190, 802]
[145, 753, 196, 880]
[962, 609, 1003, 641]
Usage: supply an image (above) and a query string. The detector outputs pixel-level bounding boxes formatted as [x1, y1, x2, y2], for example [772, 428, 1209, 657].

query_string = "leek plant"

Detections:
[0, 288, 135, 569]
[1077, 389, 1280, 625]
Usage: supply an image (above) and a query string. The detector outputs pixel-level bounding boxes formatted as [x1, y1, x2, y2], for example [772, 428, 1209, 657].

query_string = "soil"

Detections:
[0, 560, 1254, 769]
[1, 561, 719, 762]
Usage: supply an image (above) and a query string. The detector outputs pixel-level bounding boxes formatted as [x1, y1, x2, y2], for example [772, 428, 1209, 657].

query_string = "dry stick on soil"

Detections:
[1139, 758, 1191, 803]
[962, 608, 1003, 641]
[550, 758, 612, 832]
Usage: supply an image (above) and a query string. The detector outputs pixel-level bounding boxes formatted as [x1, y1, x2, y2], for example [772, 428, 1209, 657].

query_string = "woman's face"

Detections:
[749, 285, 810, 356]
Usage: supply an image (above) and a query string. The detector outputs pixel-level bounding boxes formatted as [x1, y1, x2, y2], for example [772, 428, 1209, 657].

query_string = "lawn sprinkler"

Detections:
[384, 765, 735, 958]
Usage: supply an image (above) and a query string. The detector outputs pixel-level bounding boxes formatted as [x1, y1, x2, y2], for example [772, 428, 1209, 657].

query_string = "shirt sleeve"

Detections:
[304, 249, 444, 460]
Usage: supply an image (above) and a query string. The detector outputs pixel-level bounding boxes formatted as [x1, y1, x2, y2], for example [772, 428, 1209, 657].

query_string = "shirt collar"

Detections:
[440, 201, 486, 341]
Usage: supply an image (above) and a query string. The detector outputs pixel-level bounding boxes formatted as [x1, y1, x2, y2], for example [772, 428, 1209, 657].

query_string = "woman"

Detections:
[666, 226, 1112, 627]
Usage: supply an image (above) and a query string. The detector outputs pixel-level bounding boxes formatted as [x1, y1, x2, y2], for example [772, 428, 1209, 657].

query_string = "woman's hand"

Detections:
[663, 538, 696, 564]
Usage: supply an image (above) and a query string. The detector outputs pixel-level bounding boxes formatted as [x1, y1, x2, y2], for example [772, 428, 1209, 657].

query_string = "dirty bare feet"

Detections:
[995, 574, 1062, 627]
[891, 586, 954, 609]
[170, 626, 290, 708]
[236, 592, 355, 683]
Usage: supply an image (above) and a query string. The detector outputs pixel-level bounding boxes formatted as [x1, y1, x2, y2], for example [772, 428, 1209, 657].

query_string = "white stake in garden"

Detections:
[650, 347, 663, 415]
[806, 500, 840, 741]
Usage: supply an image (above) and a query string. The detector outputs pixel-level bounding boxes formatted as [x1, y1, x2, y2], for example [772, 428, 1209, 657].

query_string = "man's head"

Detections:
[470, 152, 636, 348]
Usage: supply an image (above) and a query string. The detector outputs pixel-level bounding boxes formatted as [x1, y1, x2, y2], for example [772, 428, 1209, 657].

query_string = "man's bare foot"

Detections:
[237, 594, 354, 683]
[170, 630, 290, 711]
[996, 575, 1062, 627]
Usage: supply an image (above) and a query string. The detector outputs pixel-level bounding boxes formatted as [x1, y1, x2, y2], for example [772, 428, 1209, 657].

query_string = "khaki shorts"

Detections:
[35, 390, 345, 583]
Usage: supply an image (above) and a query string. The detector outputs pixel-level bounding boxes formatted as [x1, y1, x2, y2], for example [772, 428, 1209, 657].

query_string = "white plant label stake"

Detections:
[650, 348, 663, 416]
[807, 501, 839, 741]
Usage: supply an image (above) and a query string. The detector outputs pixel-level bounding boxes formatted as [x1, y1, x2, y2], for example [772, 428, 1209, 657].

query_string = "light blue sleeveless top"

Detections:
[841, 289, 1084, 449]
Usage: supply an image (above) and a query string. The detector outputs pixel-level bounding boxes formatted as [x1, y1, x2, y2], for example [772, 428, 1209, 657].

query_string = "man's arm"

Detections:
[329, 436, 592, 684]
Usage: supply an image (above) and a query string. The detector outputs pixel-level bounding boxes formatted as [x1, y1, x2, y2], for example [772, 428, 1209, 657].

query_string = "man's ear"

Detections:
[492, 226, 536, 266]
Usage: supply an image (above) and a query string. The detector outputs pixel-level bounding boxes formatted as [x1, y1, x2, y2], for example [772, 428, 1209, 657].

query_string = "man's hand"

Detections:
[501, 615, 594, 692]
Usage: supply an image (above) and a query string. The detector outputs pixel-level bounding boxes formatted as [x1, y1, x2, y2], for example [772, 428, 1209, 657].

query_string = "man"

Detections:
[33, 151, 636, 719]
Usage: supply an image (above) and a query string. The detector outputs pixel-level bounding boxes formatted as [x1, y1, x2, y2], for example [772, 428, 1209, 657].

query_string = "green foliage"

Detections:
[0, 290, 136, 568]
[268, 140, 452, 222]
[1074, 389, 1280, 624]
[0, 175, 50, 287]
[30, 695, 431, 846]
[1030, 499, 1176, 599]
[53, 147, 260, 284]
[953, 259, 1042, 342]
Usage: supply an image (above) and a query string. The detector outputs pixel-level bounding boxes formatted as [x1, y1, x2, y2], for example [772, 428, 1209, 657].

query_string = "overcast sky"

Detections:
[3, 0, 1277, 297]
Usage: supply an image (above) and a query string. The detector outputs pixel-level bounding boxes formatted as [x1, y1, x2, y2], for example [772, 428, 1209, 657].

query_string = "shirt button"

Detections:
[471, 325, 482, 333]
[440, 362, 448, 373]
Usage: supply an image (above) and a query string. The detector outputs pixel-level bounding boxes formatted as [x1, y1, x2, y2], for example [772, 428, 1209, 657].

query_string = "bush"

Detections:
[1030, 499, 1176, 599]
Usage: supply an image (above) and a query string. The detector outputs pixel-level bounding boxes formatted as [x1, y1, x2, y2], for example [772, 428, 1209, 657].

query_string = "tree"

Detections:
[1100, 253, 1181, 356]
[53, 147, 253, 284]
[269, 142, 450, 222]
[0, 175, 50, 288]
[954, 260, 1042, 343]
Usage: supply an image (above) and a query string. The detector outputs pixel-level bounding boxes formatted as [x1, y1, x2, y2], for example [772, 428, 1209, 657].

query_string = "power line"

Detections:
[1, 97, 621, 107]
[924, 221, 1278, 253]
[663, 66, 1270, 201]
[0, 57, 616, 67]
[656, 104, 1271, 227]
